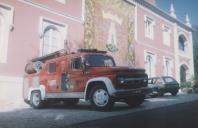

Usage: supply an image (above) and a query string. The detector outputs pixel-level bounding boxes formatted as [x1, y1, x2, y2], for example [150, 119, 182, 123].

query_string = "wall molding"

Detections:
[17, 0, 82, 23]
[0, 76, 23, 85]
[136, 40, 175, 56]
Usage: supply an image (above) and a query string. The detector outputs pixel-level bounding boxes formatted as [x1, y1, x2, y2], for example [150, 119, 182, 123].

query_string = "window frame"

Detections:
[144, 16, 155, 40]
[0, 3, 14, 63]
[55, 0, 66, 4]
[163, 56, 173, 76]
[162, 25, 171, 46]
[48, 62, 57, 73]
[42, 26, 62, 55]
[144, 51, 156, 78]
[71, 57, 83, 70]
[178, 35, 187, 52]
[39, 17, 67, 56]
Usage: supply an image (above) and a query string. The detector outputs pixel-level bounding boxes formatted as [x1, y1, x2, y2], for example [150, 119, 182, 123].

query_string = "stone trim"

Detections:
[17, 0, 82, 23]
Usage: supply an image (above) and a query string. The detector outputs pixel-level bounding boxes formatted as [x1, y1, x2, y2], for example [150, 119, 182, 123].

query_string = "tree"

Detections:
[193, 25, 198, 77]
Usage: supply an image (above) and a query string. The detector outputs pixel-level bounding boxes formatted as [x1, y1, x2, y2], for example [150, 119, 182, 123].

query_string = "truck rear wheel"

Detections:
[125, 95, 145, 107]
[89, 85, 114, 111]
[30, 91, 43, 109]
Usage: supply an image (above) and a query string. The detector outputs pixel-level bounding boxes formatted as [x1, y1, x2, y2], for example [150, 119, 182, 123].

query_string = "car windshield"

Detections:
[163, 77, 176, 83]
[84, 55, 116, 67]
[153, 78, 163, 84]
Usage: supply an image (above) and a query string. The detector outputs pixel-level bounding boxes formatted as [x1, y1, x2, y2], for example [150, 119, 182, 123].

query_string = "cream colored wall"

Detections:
[0, 76, 23, 103]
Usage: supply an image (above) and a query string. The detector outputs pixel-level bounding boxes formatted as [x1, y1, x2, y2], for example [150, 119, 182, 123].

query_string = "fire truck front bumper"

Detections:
[112, 87, 150, 98]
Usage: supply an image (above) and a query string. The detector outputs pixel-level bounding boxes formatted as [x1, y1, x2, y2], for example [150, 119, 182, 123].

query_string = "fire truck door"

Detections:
[68, 57, 87, 92]
[61, 73, 70, 91]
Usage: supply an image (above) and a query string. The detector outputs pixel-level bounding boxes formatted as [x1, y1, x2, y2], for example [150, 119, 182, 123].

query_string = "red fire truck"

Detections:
[23, 49, 148, 111]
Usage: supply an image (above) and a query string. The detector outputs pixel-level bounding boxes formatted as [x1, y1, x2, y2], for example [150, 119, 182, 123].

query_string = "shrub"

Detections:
[180, 81, 192, 89]
[192, 80, 198, 88]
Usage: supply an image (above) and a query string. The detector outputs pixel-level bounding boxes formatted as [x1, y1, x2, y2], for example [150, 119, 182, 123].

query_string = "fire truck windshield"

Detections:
[84, 55, 116, 67]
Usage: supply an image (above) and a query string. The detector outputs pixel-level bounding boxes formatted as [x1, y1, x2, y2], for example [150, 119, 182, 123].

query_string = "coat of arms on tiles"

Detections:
[102, 10, 123, 52]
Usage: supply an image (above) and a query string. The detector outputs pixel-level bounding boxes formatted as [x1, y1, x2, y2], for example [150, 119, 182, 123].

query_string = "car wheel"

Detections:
[171, 90, 178, 96]
[89, 85, 114, 111]
[125, 95, 145, 107]
[63, 98, 79, 106]
[158, 91, 164, 96]
[30, 91, 43, 109]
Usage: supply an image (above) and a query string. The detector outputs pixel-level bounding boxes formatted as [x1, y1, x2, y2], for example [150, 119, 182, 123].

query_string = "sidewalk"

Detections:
[0, 99, 29, 112]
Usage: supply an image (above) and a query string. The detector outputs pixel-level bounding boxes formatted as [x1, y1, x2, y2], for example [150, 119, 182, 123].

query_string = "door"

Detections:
[68, 57, 87, 92]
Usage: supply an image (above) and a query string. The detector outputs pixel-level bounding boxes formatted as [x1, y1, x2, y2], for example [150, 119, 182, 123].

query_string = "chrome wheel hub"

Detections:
[32, 93, 40, 106]
[93, 89, 109, 107]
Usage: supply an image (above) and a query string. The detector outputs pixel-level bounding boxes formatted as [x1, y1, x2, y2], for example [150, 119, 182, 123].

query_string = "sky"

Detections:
[156, 0, 198, 26]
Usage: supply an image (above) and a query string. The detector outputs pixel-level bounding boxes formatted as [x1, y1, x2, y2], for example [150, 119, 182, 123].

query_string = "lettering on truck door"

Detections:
[46, 62, 60, 92]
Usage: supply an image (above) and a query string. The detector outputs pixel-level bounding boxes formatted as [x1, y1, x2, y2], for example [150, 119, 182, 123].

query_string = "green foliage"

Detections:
[180, 81, 192, 89]
[189, 75, 198, 88]
[193, 26, 198, 77]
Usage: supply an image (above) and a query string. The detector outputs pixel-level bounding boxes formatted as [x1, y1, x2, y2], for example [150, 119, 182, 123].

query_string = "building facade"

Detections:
[0, 0, 84, 102]
[83, 0, 194, 82]
[131, 0, 194, 82]
[0, 0, 194, 102]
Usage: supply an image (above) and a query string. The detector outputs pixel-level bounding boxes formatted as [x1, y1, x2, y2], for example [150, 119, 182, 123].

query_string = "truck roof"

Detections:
[30, 49, 107, 63]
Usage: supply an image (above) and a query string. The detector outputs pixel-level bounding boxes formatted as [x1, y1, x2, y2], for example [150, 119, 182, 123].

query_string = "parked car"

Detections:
[147, 82, 159, 97]
[148, 76, 179, 96]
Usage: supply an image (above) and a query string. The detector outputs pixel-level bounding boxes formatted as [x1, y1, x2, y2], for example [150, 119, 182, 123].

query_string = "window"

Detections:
[145, 55, 152, 77]
[178, 35, 187, 51]
[55, 0, 66, 4]
[0, 16, 4, 49]
[164, 58, 172, 76]
[0, 4, 14, 63]
[180, 64, 191, 82]
[40, 18, 67, 56]
[48, 63, 56, 73]
[43, 27, 62, 55]
[145, 16, 154, 39]
[72, 58, 82, 70]
[163, 77, 175, 83]
[154, 78, 163, 84]
[145, 52, 156, 78]
[163, 25, 171, 46]
[85, 55, 115, 67]
[165, 60, 170, 75]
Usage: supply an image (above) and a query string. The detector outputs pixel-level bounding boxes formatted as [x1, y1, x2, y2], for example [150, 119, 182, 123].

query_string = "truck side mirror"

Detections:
[85, 61, 90, 67]
[81, 62, 86, 70]
[82, 61, 90, 69]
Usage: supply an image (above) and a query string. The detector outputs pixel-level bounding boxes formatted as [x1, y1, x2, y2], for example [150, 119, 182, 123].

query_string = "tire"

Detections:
[158, 91, 164, 97]
[63, 98, 79, 106]
[171, 90, 178, 96]
[30, 91, 43, 109]
[89, 85, 114, 111]
[125, 95, 145, 107]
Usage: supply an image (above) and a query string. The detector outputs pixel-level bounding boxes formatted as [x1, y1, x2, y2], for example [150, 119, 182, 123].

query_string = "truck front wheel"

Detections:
[30, 91, 43, 109]
[89, 85, 114, 111]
